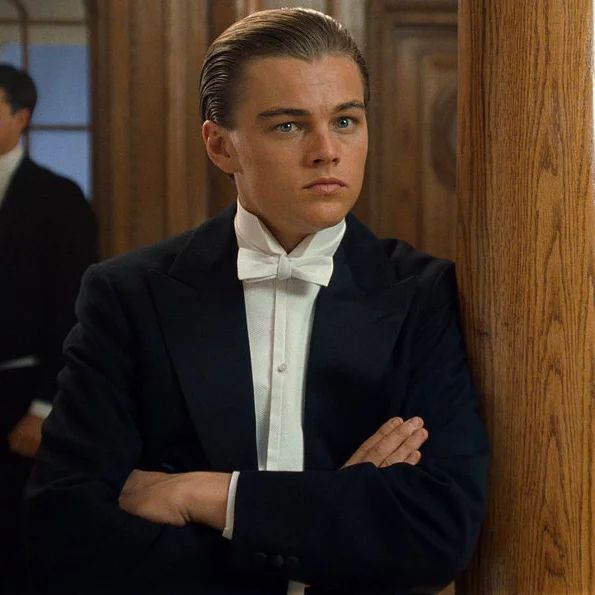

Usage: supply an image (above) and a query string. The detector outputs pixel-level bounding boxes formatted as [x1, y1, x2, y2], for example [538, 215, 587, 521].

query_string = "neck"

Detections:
[237, 198, 307, 253]
[0, 140, 21, 159]
[268, 227, 307, 254]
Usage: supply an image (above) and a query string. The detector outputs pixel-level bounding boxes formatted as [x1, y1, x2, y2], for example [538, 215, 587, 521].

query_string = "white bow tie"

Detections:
[237, 247, 334, 286]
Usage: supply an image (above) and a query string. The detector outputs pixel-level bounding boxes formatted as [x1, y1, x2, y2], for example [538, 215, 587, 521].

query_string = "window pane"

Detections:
[29, 131, 90, 198]
[29, 29, 88, 125]
[20, 0, 85, 20]
[0, 36, 22, 68]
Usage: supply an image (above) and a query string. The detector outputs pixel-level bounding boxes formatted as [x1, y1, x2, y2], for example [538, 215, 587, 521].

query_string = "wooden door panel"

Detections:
[364, 1, 457, 260]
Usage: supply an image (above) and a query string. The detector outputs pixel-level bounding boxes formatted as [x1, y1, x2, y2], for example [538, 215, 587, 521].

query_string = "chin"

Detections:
[304, 214, 347, 235]
[313, 199, 355, 226]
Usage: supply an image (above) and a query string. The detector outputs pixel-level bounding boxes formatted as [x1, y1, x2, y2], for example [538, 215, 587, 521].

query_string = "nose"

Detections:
[306, 128, 340, 167]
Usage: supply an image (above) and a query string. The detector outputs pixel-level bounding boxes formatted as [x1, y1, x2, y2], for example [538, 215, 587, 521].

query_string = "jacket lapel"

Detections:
[304, 217, 417, 470]
[148, 207, 258, 471]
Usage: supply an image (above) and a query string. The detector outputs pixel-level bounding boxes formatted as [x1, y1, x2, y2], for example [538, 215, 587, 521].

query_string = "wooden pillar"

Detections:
[456, 2, 594, 593]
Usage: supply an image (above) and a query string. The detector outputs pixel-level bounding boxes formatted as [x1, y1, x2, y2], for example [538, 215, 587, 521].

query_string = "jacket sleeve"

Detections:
[227, 263, 489, 593]
[25, 264, 228, 594]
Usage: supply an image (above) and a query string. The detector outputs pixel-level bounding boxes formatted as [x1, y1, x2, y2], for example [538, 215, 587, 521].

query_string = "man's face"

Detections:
[0, 89, 27, 156]
[207, 54, 368, 252]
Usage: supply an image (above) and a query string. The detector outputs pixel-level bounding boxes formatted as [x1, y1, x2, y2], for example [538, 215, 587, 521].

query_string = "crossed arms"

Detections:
[119, 416, 430, 530]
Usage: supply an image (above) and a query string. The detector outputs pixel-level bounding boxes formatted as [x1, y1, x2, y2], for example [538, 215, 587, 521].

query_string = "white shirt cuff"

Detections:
[27, 399, 52, 419]
[222, 471, 240, 540]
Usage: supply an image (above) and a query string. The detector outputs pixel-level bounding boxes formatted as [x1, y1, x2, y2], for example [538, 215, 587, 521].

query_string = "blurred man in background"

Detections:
[0, 63, 97, 594]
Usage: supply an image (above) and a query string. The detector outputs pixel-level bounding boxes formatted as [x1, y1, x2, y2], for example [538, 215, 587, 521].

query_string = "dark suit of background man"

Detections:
[26, 9, 489, 595]
[0, 63, 97, 594]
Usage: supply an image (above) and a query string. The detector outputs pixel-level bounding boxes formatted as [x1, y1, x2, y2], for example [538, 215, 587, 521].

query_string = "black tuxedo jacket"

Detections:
[0, 157, 96, 437]
[26, 206, 488, 595]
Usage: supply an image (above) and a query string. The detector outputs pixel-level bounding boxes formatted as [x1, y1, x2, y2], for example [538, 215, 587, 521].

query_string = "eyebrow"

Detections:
[256, 100, 366, 119]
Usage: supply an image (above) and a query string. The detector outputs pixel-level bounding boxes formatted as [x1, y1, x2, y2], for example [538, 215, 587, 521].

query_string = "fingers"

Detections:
[343, 416, 429, 469]
[367, 417, 426, 467]
[402, 450, 421, 466]
[343, 416, 404, 467]
[379, 426, 428, 467]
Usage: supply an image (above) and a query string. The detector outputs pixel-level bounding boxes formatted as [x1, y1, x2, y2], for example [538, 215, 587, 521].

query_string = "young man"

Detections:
[27, 9, 488, 595]
[0, 64, 96, 594]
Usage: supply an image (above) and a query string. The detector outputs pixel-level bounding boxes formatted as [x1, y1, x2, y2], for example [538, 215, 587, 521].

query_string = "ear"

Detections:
[202, 120, 239, 174]
[15, 108, 31, 132]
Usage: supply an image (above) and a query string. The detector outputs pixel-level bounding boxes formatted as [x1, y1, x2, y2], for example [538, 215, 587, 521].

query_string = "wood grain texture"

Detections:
[90, 0, 133, 256]
[456, 1, 594, 593]
[90, 0, 209, 256]
[128, 0, 167, 247]
[362, 0, 458, 260]
[164, 0, 208, 235]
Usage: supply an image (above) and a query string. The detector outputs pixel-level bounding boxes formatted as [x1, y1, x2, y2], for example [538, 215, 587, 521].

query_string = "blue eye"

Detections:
[276, 122, 296, 133]
[336, 117, 353, 129]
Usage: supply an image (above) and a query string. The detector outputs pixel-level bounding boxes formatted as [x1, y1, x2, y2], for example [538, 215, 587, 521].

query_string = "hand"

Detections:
[343, 416, 428, 468]
[8, 414, 44, 458]
[119, 469, 231, 530]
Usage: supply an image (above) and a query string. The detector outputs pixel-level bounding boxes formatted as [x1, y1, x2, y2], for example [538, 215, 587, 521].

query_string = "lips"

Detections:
[304, 178, 347, 195]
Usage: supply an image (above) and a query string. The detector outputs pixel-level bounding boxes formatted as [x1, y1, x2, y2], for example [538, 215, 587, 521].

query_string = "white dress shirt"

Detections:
[224, 200, 345, 595]
[0, 142, 23, 209]
[0, 143, 52, 419]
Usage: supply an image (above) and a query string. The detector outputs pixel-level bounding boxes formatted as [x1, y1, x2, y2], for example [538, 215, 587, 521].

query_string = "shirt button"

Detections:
[277, 363, 287, 372]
